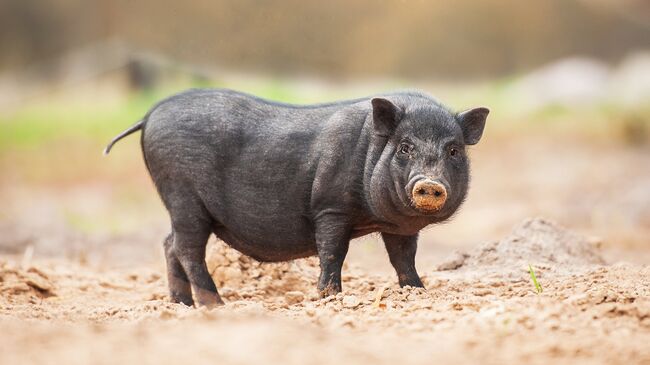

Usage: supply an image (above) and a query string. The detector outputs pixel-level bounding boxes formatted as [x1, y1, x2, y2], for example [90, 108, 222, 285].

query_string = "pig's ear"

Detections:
[371, 98, 403, 137]
[457, 107, 489, 145]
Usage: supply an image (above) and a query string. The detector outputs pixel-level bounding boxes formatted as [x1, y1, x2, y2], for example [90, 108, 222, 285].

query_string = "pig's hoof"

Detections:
[194, 289, 225, 308]
[169, 290, 195, 306]
[196, 300, 225, 309]
[318, 284, 341, 298]
[398, 275, 425, 288]
[196, 296, 225, 308]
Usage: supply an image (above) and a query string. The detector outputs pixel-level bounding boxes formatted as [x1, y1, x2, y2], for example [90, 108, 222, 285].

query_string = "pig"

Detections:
[104, 89, 489, 307]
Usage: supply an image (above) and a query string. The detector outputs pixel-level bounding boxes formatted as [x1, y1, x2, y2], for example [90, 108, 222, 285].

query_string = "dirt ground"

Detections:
[0, 218, 649, 365]
[1, 135, 649, 364]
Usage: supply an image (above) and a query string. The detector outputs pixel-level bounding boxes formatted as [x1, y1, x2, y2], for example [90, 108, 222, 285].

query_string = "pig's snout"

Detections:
[411, 179, 447, 212]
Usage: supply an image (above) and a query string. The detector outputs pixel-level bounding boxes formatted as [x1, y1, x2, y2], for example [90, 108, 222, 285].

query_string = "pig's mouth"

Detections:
[405, 175, 449, 215]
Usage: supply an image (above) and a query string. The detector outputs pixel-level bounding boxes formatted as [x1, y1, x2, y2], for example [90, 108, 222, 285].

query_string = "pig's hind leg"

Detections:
[164, 196, 224, 307]
[163, 233, 194, 306]
[172, 226, 224, 307]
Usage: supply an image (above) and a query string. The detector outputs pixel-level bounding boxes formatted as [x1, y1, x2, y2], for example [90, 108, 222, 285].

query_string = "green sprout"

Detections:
[528, 264, 543, 294]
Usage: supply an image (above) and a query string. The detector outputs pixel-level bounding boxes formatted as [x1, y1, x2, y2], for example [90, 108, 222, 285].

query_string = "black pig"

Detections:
[104, 89, 488, 307]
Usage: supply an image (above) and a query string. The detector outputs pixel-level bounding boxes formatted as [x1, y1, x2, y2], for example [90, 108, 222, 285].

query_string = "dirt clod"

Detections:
[0, 261, 55, 301]
[342, 295, 361, 309]
[285, 291, 305, 305]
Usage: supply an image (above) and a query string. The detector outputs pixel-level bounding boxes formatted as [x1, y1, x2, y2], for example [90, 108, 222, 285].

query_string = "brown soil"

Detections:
[1, 218, 648, 365]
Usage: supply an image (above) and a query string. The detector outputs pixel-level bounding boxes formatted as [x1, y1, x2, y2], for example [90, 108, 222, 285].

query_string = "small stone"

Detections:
[24, 273, 53, 292]
[285, 291, 305, 305]
[342, 295, 361, 309]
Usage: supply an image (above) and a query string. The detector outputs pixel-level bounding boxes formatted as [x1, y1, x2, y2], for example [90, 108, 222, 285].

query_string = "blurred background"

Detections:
[1, 0, 649, 270]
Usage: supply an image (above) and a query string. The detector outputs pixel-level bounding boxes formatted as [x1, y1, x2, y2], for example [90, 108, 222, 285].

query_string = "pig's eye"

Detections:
[398, 143, 411, 155]
[449, 147, 459, 157]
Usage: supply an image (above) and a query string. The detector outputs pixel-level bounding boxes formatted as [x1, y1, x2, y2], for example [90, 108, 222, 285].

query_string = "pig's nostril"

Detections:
[411, 180, 447, 212]
[413, 184, 446, 198]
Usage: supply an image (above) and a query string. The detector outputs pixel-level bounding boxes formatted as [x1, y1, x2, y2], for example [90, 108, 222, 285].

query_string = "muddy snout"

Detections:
[411, 179, 447, 212]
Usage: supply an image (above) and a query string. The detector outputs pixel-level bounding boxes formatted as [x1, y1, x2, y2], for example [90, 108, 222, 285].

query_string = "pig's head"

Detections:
[365, 96, 488, 227]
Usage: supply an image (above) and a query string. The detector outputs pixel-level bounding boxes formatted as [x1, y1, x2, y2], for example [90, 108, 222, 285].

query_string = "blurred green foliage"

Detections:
[1, 78, 648, 155]
[0, 79, 342, 152]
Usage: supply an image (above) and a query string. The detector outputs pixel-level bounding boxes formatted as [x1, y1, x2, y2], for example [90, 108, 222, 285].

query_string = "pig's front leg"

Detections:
[382, 233, 424, 288]
[315, 215, 351, 297]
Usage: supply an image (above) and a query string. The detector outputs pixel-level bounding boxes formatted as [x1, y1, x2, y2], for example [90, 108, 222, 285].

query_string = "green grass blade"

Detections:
[528, 264, 543, 294]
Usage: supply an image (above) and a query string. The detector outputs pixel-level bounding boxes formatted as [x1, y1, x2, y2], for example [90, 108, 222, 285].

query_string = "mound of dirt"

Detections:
[0, 260, 55, 304]
[435, 218, 606, 275]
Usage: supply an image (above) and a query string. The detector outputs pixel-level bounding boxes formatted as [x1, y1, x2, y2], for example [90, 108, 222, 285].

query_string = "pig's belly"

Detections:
[212, 219, 318, 262]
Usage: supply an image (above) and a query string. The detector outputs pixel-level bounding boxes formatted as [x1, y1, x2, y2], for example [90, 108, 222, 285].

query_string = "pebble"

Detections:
[285, 291, 305, 305]
[342, 295, 361, 308]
